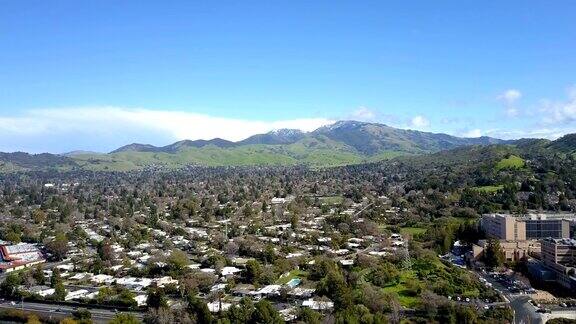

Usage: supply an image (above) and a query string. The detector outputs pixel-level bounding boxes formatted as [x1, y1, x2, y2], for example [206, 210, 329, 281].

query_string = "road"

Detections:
[353, 202, 374, 218]
[0, 260, 146, 323]
[0, 300, 144, 324]
[477, 271, 542, 324]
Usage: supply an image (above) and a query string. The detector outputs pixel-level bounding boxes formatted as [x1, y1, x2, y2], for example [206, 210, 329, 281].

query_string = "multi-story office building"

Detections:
[540, 238, 576, 290]
[525, 214, 571, 239]
[481, 214, 526, 241]
[481, 213, 572, 240]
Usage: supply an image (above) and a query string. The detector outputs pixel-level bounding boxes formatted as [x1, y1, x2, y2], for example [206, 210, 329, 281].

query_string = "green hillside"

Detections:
[1, 121, 573, 172]
[495, 155, 525, 170]
[72, 137, 374, 170]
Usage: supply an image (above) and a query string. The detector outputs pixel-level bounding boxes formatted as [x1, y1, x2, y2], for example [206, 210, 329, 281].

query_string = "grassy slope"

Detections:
[400, 227, 427, 236]
[71, 136, 409, 170]
[495, 155, 525, 170]
[381, 271, 420, 308]
[470, 185, 504, 193]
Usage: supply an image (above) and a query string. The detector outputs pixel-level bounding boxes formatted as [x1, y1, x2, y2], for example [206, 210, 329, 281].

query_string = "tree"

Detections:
[59, 319, 79, 324]
[144, 307, 175, 324]
[32, 209, 47, 224]
[117, 289, 137, 307]
[455, 305, 478, 324]
[51, 267, 62, 288]
[299, 307, 321, 324]
[98, 240, 115, 262]
[262, 244, 276, 264]
[290, 213, 299, 230]
[146, 287, 168, 309]
[359, 284, 388, 313]
[250, 300, 283, 324]
[72, 308, 92, 322]
[437, 303, 456, 324]
[4, 231, 21, 243]
[46, 232, 69, 261]
[242, 204, 253, 218]
[53, 281, 67, 301]
[484, 239, 505, 269]
[26, 314, 42, 324]
[367, 262, 400, 287]
[187, 295, 212, 324]
[547, 319, 576, 324]
[32, 264, 45, 285]
[96, 286, 114, 304]
[167, 249, 189, 271]
[109, 313, 141, 324]
[334, 305, 380, 324]
[226, 298, 254, 323]
[0, 273, 21, 298]
[245, 260, 262, 285]
[419, 291, 446, 319]
[316, 269, 353, 309]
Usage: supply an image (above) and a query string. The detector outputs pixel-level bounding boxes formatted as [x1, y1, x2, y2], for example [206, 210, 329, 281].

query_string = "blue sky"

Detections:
[1, 1, 575, 152]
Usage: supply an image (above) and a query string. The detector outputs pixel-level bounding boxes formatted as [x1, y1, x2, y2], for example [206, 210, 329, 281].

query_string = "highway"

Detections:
[0, 260, 147, 323]
[0, 300, 144, 324]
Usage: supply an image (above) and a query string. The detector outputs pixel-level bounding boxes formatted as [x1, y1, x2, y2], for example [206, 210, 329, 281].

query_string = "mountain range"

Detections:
[111, 121, 504, 155]
[0, 121, 573, 172]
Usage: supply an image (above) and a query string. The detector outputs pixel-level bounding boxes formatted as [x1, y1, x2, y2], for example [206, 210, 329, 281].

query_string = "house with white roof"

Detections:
[65, 289, 90, 301]
[302, 298, 334, 310]
[207, 301, 231, 313]
[221, 266, 242, 277]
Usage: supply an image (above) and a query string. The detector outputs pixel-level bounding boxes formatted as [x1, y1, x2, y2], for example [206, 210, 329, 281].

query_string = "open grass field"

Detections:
[381, 271, 420, 308]
[358, 266, 422, 308]
[400, 227, 427, 236]
[496, 155, 525, 170]
[470, 185, 504, 193]
[318, 196, 344, 205]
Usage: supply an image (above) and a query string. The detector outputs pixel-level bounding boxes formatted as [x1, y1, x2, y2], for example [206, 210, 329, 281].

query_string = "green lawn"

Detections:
[276, 269, 307, 285]
[381, 271, 420, 308]
[470, 185, 504, 193]
[496, 155, 525, 170]
[358, 266, 421, 308]
[400, 227, 426, 236]
[319, 196, 344, 205]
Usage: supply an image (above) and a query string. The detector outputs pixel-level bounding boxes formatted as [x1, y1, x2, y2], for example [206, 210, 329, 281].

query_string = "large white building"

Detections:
[0, 243, 45, 273]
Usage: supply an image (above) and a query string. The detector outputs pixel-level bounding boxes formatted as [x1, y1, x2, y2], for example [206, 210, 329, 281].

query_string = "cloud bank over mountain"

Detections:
[0, 107, 333, 153]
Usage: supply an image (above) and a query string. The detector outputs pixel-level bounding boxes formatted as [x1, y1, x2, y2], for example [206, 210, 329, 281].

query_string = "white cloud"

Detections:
[539, 85, 576, 125]
[462, 129, 482, 138]
[498, 89, 522, 104]
[0, 107, 334, 152]
[409, 115, 430, 129]
[504, 106, 519, 117]
[479, 127, 570, 140]
[497, 89, 522, 117]
[349, 107, 376, 121]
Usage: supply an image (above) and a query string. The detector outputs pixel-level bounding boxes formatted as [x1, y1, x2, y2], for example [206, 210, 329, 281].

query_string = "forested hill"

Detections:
[344, 136, 576, 214]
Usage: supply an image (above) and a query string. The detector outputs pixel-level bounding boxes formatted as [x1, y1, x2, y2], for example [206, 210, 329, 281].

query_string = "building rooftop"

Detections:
[543, 238, 576, 246]
[0, 243, 45, 270]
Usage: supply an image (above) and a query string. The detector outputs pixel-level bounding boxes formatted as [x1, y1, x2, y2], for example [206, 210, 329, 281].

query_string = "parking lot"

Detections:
[487, 272, 536, 295]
